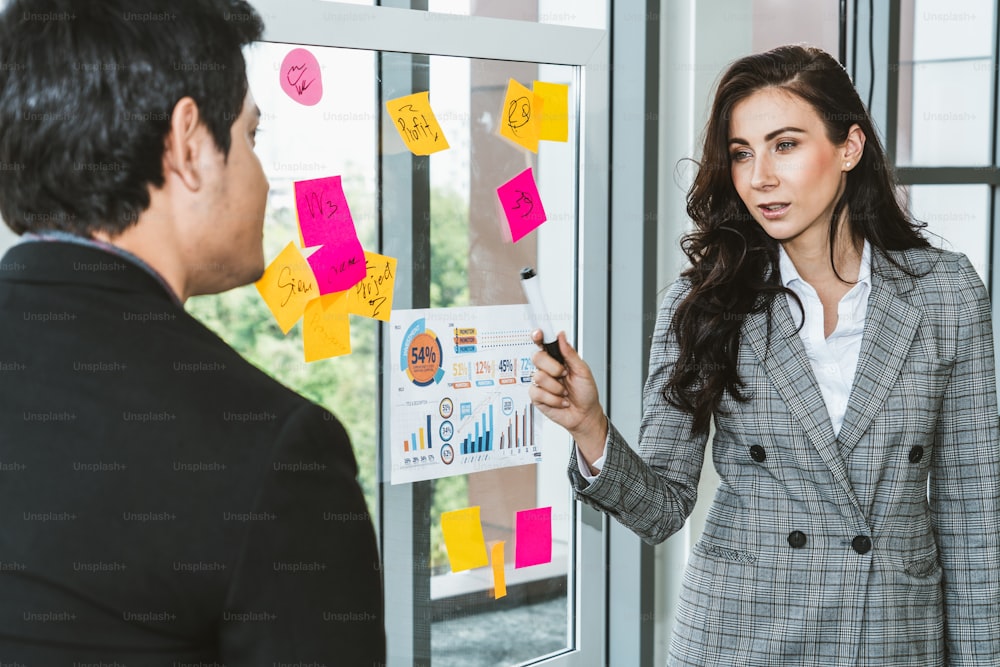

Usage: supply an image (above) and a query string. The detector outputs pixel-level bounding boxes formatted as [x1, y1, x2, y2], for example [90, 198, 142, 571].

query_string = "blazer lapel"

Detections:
[744, 297, 864, 517]
[836, 254, 921, 456]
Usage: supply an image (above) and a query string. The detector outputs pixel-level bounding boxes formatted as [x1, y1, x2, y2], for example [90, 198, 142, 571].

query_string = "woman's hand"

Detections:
[528, 330, 608, 464]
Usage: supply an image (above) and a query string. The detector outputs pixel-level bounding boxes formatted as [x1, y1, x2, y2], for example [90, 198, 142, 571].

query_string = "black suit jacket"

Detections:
[0, 240, 385, 666]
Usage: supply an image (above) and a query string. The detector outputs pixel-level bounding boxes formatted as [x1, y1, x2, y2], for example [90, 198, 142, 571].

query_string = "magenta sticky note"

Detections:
[280, 48, 323, 106]
[306, 241, 366, 295]
[294, 176, 354, 248]
[514, 506, 552, 569]
[497, 167, 547, 243]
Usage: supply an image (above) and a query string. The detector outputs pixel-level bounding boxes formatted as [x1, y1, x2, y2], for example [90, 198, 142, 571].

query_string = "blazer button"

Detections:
[749, 445, 766, 463]
[787, 530, 807, 549]
[851, 535, 872, 554]
[908, 446, 924, 463]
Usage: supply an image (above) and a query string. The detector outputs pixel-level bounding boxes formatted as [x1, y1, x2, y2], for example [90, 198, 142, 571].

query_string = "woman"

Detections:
[530, 45, 1000, 665]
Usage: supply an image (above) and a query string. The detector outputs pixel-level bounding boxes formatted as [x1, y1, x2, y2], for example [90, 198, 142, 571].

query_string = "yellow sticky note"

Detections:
[499, 78, 543, 153]
[491, 541, 507, 599]
[255, 242, 318, 334]
[302, 292, 351, 362]
[346, 251, 397, 322]
[386, 91, 450, 156]
[440, 506, 488, 572]
[534, 81, 568, 142]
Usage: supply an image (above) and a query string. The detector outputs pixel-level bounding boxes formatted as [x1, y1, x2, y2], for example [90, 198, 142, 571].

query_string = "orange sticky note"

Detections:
[533, 80, 568, 142]
[386, 91, 450, 156]
[302, 292, 351, 362]
[491, 541, 507, 599]
[440, 506, 488, 572]
[346, 251, 397, 322]
[499, 78, 543, 153]
[255, 242, 318, 334]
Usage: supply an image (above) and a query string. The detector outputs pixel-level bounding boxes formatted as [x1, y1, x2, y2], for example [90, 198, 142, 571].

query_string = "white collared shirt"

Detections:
[778, 240, 871, 436]
[577, 240, 872, 480]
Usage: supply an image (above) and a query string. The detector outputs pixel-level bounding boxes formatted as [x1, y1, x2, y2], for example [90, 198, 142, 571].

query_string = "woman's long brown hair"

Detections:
[666, 45, 929, 435]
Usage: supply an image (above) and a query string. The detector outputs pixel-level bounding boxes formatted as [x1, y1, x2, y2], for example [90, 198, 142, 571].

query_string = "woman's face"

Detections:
[728, 87, 859, 253]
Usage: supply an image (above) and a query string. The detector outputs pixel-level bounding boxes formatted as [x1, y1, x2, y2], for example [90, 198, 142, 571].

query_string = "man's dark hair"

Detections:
[0, 0, 263, 236]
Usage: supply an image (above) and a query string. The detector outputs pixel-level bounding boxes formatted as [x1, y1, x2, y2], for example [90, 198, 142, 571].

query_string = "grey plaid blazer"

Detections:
[569, 247, 1000, 666]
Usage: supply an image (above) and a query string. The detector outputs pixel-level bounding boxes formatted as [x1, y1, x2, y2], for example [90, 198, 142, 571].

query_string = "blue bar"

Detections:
[481, 412, 487, 452]
[475, 423, 481, 453]
[488, 404, 494, 451]
[426, 414, 432, 449]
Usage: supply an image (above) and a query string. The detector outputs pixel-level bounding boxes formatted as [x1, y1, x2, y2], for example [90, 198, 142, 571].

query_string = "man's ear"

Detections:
[162, 96, 206, 191]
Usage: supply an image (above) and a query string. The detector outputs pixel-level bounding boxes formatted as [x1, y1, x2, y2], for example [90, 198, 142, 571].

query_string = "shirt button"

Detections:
[851, 535, 872, 554]
[787, 531, 807, 549]
[749, 445, 766, 463]
[908, 446, 924, 463]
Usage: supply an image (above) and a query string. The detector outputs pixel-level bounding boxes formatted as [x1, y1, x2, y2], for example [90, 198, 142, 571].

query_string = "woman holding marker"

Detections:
[529, 45, 999, 666]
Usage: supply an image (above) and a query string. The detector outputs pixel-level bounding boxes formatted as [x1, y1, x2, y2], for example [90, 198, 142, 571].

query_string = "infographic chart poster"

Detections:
[389, 305, 542, 484]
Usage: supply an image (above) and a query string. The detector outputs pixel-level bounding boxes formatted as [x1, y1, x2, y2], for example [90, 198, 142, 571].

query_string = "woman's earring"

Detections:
[845, 162, 852, 169]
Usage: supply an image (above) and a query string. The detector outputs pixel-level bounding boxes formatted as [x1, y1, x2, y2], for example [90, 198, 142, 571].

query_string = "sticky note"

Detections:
[514, 506, 552, 569]
[302, 292, 351, 362]
[491, 542, 507, 599]
[346, 251, 397, 321]
[280, 48, 323, 106]
[306, 243, 366, 295]
[496, 167, 547, 243]
[534, 81, 568, 142]
[255, 242, 318, 334]
[386, 91, 450, 156]
[294, 176, 367, 294]
[294, 175, 355, 248]
[499, 78, 543, 153]
[440, 506, 488, 572]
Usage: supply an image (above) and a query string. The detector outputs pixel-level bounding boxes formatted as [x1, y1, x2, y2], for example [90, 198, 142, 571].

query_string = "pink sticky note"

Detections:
[496, 167, 547, 243]
[306, 242, 366, 295]
[294, 175, 355, 248]
[280, 48, 323, 106]
[514, 506, 552, 569]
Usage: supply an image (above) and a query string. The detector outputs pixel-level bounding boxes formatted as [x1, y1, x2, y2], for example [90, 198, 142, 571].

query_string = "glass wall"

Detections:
[192, 2, 609, 665]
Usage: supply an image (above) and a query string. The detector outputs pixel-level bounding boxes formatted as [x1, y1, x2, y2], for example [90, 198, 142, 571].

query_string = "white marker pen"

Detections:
[520, 266, 566, 365]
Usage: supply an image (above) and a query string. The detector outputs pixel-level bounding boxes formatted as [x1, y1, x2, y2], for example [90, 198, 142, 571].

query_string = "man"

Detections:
[0, 1, 386, 664]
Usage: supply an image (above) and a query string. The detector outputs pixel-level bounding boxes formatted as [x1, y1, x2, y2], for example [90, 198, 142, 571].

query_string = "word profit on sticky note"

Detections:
[386, 91, 450, 156]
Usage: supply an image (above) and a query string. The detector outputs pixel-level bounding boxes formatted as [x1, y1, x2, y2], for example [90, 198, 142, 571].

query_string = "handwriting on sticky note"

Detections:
[514, 506, 552, 569]
[491, 541, 507, 599]
[280, 48, 323, 106]
[303, 293, 351, 362]
[294, 175, 367, 294]
[497, 167, 547, 243]
[306, 243, 366, 295]
[255, 242, 317, 334]
[346, 251, 397, 321]
[533, 80, 568, 142]
[441, 506, 489, 572]
[499, 79, 543, 153]
[386, 91, 450, 156]
[294, 175, 351, 248]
